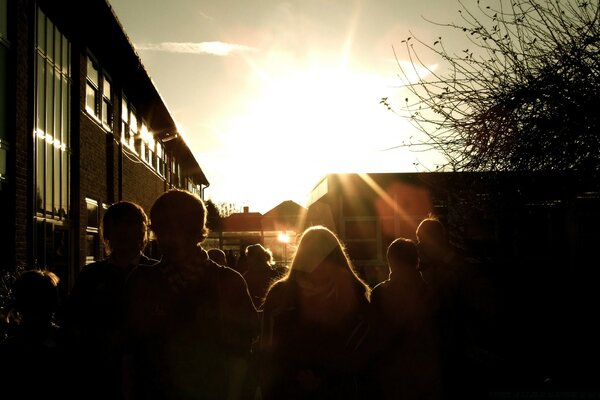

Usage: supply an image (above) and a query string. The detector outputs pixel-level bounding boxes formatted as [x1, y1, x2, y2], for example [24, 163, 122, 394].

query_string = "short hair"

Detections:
[102, 201, 148, 242]
[416, 217, 446, 244]
[207, 248, 227, 266]
[245, 244, 275, 266]
[13, 270, 59, 317]
[387, 238, 419, 270]
[150, 189, 208, 241]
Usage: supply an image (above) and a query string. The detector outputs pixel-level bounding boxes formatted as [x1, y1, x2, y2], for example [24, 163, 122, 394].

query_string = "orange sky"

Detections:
[108, 0, 465, 213]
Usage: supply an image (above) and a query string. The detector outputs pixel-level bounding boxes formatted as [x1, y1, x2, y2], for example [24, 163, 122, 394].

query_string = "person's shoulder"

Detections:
[370, 279, 385, 294]
[370, 280, 392, 304]
[139, 254, 159, 267]
[209, 259, 245, 279]
[262, 279, 290, 312]
[72, 259, 111, 288]
[79, 259, 110, 275]
[127, 260, 163, 285]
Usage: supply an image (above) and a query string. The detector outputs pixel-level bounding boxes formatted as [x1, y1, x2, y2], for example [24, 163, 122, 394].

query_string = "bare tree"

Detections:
[384, 0, 600, 171]
[216, 202, 241, 218]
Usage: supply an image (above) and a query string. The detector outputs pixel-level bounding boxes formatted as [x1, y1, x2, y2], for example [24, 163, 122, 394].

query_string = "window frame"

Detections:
[85, 53, 113, 132]
[85, 197, 99, 264]
[34, 7, 71, 220]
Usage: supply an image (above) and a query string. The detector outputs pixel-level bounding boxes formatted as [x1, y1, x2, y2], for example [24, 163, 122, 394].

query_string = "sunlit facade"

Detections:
[3, 0, 209, 292]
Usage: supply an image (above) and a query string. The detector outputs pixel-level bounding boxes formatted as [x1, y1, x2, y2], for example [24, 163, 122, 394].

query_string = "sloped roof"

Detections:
[221, 210, 264, 232]
[262, 200, 307, 232]
[42, 0, 209, 186]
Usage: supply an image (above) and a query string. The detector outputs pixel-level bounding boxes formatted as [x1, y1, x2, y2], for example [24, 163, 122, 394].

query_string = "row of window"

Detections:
[85, 56, 187, 185]
[35, 8, 70, 219]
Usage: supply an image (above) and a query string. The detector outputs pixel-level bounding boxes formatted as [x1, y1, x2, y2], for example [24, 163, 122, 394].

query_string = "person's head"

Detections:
[102, 201, 148, 262]
[245, 244, 275, 268]
[416, 217, 447, 259]
[207, 248, 227, 266]
[150, 189, 208, 264]
[285, 225, 370, 301]
[386, 238, 419, 276]
[13, 270, 59, 325]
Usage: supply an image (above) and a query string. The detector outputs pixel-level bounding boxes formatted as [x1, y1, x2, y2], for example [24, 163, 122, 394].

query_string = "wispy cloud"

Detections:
[197, 10, 214, 22]
[135, 41, 258, 56]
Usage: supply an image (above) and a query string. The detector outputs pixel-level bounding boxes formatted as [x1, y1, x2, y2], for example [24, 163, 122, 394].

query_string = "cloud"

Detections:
[196, 10, 215, 22]
[135, 41, 258, 56]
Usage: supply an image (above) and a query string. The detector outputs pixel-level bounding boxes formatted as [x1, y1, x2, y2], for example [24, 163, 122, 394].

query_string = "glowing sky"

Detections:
[108, 0, 462, 213]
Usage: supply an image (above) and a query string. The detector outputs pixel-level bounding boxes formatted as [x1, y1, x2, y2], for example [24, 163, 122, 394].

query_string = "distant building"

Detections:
[207, 201, 307, 267]
[0, 0, 209, 292]
[261, 200, 308, 265]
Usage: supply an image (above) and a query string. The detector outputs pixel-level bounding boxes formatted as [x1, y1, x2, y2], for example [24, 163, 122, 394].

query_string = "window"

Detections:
[170, 158, 180, 187]
[120, 96, 161, 172]
[85, 55, 112, 131]
[140, 122, 155, 167]
[101, 203, 109, 254]
[0, 0, 8, 186]
[85, 198, 99, 264]
[156, 142, 165, 176]
[85, 57, 98, 115]
[129, 107, 138, 153]
[102, 76, 112, 129]
[35, 8, 70, 219]
[120, 97, 138, 152]
[121, 96, 129, 144]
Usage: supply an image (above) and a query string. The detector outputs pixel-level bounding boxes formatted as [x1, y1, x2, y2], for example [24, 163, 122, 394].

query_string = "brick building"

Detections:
[0, 0, 209, 291]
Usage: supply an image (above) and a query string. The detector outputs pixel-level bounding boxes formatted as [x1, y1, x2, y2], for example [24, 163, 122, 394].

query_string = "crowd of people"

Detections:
[0, 189, 495, 399]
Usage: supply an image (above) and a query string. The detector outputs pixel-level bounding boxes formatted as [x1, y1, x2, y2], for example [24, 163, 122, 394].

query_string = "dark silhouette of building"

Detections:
[307, 171, 600, 390]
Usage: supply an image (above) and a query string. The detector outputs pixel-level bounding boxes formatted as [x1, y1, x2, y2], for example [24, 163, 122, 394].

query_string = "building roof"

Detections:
[221, 208, 264, 232]
[220, 201, 309, 233]
[262, 200, 307, 232]
[41, 0, 208, 186]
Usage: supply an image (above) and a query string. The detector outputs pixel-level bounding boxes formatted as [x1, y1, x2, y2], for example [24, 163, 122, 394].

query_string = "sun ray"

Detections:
[339, 0, 363, 71]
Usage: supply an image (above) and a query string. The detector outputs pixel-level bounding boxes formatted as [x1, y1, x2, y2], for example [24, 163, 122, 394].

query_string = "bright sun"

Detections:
[206, 60, 443, 212]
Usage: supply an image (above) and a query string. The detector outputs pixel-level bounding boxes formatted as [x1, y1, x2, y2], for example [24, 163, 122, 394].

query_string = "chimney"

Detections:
[243, 206, 249, 213]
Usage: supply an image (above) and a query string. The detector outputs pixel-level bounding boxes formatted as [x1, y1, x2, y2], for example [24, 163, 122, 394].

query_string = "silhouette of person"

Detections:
[243, 244, 282, 310]
[416, 217, 473, 398]
[234, 250, 248, 275]
[261, 225, 372, 399]
[370, 238, 442, 400]
[417, 217, 498, 397]
[208, 248, 228, 266]
[0, 270, 66, 399]
[416, 217, 462, 287]
[64, 201, 156, 400]
[124, 189, 258, 400]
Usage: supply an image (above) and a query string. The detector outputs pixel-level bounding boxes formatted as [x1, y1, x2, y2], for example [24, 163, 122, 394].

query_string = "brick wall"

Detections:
[12, 0, 33, 269]
[122, 153, 167, 214]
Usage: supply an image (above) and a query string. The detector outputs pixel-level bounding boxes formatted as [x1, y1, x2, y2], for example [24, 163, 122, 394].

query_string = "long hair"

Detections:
[273, 225, 370, 301]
